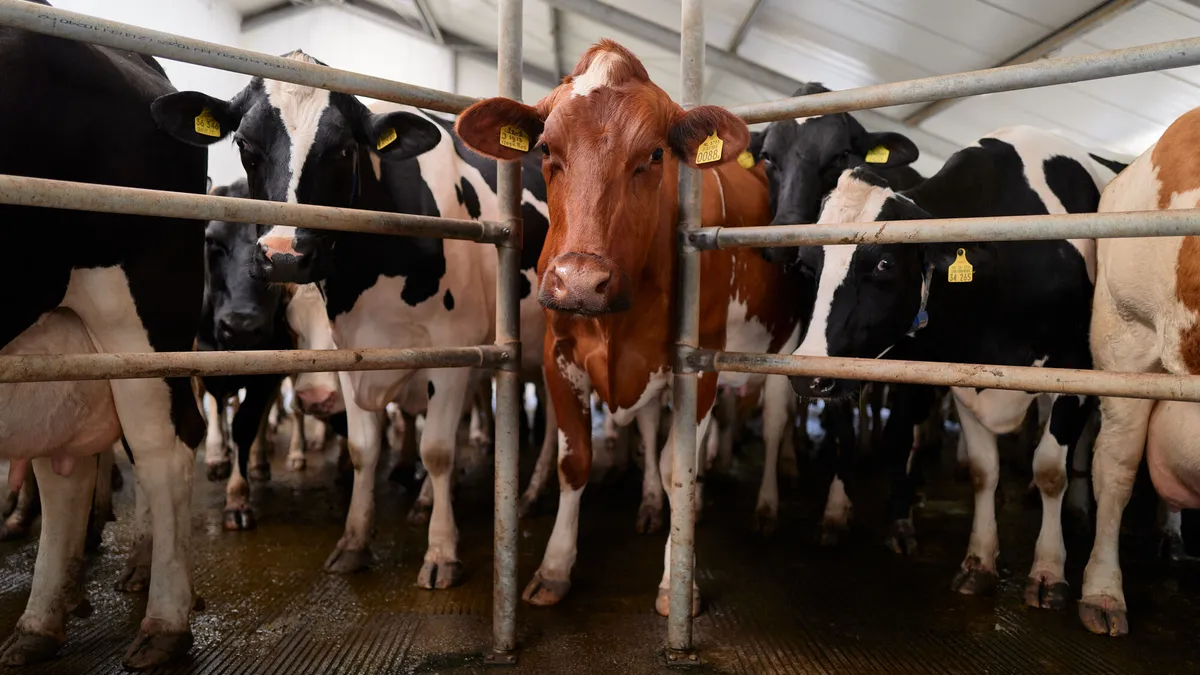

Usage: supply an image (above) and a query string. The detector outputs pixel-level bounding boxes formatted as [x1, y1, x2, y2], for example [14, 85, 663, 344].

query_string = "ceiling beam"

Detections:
[241, 1, 309, 32]
[551, 7, 567, 80]
[727, 0, 763, 54]
[903, 0, 1147, 127]
[412, 0, 444, 45]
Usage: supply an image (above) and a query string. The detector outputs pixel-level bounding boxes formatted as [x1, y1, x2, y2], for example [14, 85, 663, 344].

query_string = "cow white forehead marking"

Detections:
[572, 50, 620, 97]
[794, 116, 815, 126]
[263, 54, 333, 204]
[794, 245, 856, 358]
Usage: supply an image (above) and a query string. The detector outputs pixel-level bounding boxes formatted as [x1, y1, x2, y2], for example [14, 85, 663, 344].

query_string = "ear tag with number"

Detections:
[947, 248, 974, 283]
[499, 125, 529, 152]
[737, 150, 756, 169]
[194, 108, 221, 137]
[696, 132, 723, 164]
[377, 127, 397, 150]
[864, 145, 890, 164]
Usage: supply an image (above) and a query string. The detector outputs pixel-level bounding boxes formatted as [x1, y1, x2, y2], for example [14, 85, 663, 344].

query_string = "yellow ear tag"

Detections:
[737, 150, 756, 170]
[376, 127, 397, 151]
[499, 125, 529, 152]
[948, 248, 974, 283]
[194, 108, 221, 138]
[696, 132, 724, 165]
[865, 145, 890, 164]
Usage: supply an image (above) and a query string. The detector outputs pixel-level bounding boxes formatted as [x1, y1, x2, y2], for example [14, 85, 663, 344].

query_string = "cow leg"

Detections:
[950, 396, 1000, 596]
[203, 394, 232, 482]
[408, 474, 434, 526]
[1158, 500, 1192, 561]
[0, 457, 96, 667]
[519, 378, 558, 518]
[0, 472, 40, 541]
[635, 403, 665, 534]
[286, 405, 307, 471]
[468, 377, 493, 451]
[779, 396, 800, 485]
[325, 371, 383, 574]
[819, 401, 857, 545]
[1066, 405, 1100, 534]
[223, 380, 276, 531]
[656, 409, 715, 617]
[882, 385, 933, 556]
[86, 449, 117, 552]
[247, 386, 277, 483]
[415, 369, 471, 590]
[714, 387, 736, 473]
[115, 477, 152, 593]
[754, 374, 791, 536]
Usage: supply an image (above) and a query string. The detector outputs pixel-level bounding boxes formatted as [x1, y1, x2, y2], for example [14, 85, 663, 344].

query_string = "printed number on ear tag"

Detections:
[865, 145, 890, 164]
[737, 150, 755, 169]
[377, 127, 397, 150]
[696, 132, 723, 165]
[948, 248, 973, 283]
[499, 125, 529, 152]
[194, 108, 221, 137]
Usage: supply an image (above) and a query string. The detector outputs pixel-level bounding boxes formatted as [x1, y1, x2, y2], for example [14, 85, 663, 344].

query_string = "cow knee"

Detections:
[420, 443, 454, 477]
[1033, 453, 1067, 497]
[558, 451, 590, 491]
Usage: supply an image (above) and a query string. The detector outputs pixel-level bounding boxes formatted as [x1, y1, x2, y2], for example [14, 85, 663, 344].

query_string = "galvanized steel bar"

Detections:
[490, 0, 523, 661]
[0, 174, 508, 243]
[727, 36, 1200, 123]
[706, 351, 1200, 402]
[0, 0, 475, 114]
[690, 208, 1200, 250]
[667, 0, 704, 656]
[0, 346, 505, 384]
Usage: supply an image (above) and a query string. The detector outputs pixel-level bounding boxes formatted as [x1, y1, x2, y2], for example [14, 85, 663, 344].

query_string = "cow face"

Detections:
[150, 51, 442, 283]
[789, 169, 975, 398]
[455, 40, 750, 316]
[750, 84, 919, 265]
[204, 180, 283, 350]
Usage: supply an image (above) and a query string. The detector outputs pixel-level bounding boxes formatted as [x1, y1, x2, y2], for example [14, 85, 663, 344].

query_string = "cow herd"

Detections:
[2, 5, 1200, 668]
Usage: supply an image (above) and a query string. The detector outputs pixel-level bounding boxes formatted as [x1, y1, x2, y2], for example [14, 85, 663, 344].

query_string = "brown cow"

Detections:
[456, 40, 801, 615]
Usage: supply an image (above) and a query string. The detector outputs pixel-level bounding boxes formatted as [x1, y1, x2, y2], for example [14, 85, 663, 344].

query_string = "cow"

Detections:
[2, 445, 121, 552]
[149, 51, 558, 590]
[1077, 105, 1200, 636]
[784, 126, 1118, 611]
[0, 2, 207, 667]
[454, 39, 804, 615]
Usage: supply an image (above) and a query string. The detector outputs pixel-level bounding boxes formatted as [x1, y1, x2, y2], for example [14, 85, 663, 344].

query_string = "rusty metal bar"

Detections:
[0, 174, 509, 244]
[667, 0, 704, 658]
[704, 351, 1200, 402]
[0, 346, 506, 384]
[727, 35, 1200, 124]
[689, 208, 1200, 250]
[0, 0, 475, 114]
[489, 0, 523, 663]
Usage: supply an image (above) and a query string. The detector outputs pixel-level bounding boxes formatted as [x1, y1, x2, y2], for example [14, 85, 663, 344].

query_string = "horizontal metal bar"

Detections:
[0, 175, 509, 243]
[727, 36, 1200, 123]
[0, 0, 476, 114]
[0, 346, 509, 384]
[708, 351, 1200, 402]
[691, 208, 1200, 250]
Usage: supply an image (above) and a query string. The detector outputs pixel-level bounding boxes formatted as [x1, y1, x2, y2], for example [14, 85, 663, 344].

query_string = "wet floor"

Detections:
[2, 417, 1199, 674]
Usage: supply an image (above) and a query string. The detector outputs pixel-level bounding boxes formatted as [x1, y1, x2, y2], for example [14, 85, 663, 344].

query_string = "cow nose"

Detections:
[790, 376, 836, 398]
[539, 253, 630, 315]
[256, 232, 321, 284]
[216, 314, 270, 349]
[296, 386, 341, 416]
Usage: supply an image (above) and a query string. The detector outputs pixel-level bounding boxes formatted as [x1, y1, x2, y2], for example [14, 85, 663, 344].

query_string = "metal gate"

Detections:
[3, 0, 1200, 663]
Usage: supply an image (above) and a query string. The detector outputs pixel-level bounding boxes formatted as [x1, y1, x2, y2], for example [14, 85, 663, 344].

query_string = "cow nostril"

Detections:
[595, 276, 610, 295]
[810, 377, 835, 395]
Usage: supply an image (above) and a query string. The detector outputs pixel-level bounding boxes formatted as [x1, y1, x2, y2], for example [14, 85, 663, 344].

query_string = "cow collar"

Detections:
[876, 262, 933, 359]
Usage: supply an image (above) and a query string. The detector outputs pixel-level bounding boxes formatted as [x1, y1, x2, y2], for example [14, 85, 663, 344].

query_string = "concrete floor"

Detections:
[1, 419, 1199, 674]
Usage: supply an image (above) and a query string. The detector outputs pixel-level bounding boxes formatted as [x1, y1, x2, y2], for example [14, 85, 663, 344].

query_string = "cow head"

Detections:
[750, 83, 919, 265]
[789, 168, 987, 399]
[285, 283, 344, 417]
[150, 50, 443, 283]
[205, 179, 284, 349]
[455, 40, 750, 316]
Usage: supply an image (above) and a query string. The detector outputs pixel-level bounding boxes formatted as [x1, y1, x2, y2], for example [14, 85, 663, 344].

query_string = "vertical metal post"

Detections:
[490, 0, 523, 663]
[668, 0, 704, 657]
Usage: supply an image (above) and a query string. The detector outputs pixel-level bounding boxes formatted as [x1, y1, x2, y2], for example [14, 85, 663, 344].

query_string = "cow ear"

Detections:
[668, 105, 751, 169]
[150, 91, 240, 146]
[455, 97, 544, 161]
[367, 110, 442, 159]
[747, 130, 766, 161]
[855, 131, 919, 169]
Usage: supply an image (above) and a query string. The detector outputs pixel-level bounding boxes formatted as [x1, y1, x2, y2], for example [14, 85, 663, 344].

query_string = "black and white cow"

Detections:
[785, 126, 1119, 609]
[150, 51, 557, 589]
[747, 82, 923, 539]
[0, 2, 207, 667]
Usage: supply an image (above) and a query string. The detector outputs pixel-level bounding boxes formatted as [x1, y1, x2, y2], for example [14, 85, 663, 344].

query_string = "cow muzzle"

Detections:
[295, 384, 343, 417]
[254, 227, 329, 284]
[539, 253, 631, 316]
[789, 375, 856, 400]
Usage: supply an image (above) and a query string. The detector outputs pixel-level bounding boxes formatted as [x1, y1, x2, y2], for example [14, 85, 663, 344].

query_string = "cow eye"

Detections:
[875, 258, 892, 272]
[651, 147, 663, 162]
[540, 143, 550, 156]
[341, 146, 353, 158]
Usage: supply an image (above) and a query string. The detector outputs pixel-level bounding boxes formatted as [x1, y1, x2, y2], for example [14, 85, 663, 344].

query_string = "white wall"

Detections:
[455, 57, 554, 103]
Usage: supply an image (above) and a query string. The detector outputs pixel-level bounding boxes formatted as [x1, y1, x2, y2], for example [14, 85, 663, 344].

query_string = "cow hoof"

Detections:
[950, 556, 998, 596]
[0, 631, 60, 667]
[1023, 576, 1069, 611]
[222, 507, 257, 531]
[85, 521, 105, 553]
[417, 560, 464, 590]
[2, 492, 16, 518]
[206, 460, 232, 482]
[819, 521, 848, 547]
[324, 546, 371, 574]
[517, 493, 539, 520]
[885, 518, 917, 556]
[1079, 595, 1129, 636]
[654, 586, 702, 617]
[122, 630, 193, 671]
[636, 503, 665, 535]
[248, 464, 271, 482]
[111, 463, 124, 492]
[0, 521, 30, 542]
[522, 572, 570, 606]
[406, 503, 432, 526]
[752, 507, 778, 537]
[115, 564, 151, 593]
[1159, 530, 1196, 562]
[286, 456, 306, 472]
